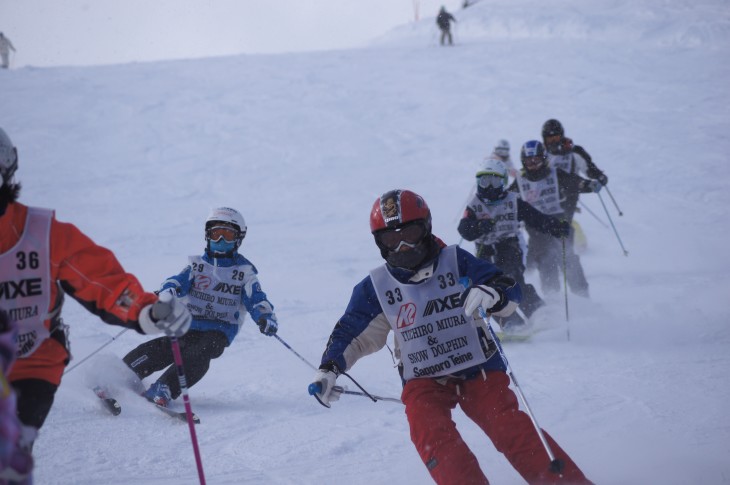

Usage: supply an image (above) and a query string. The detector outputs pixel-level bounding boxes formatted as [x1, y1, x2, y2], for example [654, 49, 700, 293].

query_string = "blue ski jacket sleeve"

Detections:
[319, 245, 518, 376]
[160, 265, 194, 296]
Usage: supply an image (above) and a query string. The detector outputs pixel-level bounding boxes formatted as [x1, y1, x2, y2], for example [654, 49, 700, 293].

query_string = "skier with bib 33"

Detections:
[309, 189, 590, 484]
[123, 207, 278, 407]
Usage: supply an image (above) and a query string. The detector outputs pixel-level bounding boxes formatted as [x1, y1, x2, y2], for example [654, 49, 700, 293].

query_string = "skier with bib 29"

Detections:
[123, 207, 278, 407]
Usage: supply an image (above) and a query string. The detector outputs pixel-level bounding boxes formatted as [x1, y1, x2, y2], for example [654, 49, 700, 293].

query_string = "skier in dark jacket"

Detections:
[459, 159, 570, 331]
[436, 7, 456, 45]
[510, 140, 602, 296]
[541, 118, 608, 220]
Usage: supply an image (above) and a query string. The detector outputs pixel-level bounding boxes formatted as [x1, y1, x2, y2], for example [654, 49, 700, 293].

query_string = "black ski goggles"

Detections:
[477, 173, 505, 189]
[375, 221, 427, 251]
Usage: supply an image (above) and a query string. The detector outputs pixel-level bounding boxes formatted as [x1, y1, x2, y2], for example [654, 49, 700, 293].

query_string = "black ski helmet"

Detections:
[541, 119, 564, 139]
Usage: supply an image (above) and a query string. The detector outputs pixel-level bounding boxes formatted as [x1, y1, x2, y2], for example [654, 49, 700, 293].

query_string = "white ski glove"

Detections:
[309, 368, 340, 408]
[139, 291, 192, 337]
[588, 180, 603, 193]
[462, 285, 502, 318]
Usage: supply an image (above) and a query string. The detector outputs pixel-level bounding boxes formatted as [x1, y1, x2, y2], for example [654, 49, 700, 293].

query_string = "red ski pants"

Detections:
[402, 371, 591, 485]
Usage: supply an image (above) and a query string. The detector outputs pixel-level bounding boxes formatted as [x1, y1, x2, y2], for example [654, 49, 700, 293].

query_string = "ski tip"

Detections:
[109, 402, 122, 416]
[154, 404, 200, 424]
[93, 387, 122, 416]
[184, 411, 201, 424]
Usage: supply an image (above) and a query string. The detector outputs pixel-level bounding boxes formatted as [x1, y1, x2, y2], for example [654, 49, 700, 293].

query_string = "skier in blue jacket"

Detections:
[123, 207, 278, 407]
[309, 189, 589, 484]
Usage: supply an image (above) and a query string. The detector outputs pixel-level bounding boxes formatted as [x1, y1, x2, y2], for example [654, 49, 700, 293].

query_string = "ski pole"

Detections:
[308, 380, 403, 405]
[454, 184, 475, 223]
[604, 186, 623, 216]
[561, 237, 570, 341]
[63, 328, 130, 375]
[169, 337, 206, 485]
[577, 199, 608, 228]
[332, 385, 402, 404]
[596, 191, 629, 256]
[274, 334, 317, 371]
[275, 335, 402, 404]
[479, 309, 565, 475]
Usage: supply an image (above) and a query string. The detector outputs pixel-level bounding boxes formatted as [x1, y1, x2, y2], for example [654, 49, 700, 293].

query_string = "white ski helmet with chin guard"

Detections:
[205, 207, 247, 252]
[0, 127, 18, 184]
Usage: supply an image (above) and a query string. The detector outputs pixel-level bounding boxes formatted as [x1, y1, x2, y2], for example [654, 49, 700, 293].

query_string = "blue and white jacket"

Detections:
[160, 251, 275, 344]
[320, 243, 521, 382]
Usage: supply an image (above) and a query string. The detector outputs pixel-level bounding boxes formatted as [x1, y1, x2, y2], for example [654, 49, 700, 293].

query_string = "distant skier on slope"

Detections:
[123, 207, 278, 407]
[485, 138, 518, 179]
[458, 159, 570, 332]
[0, 127, 191, 461]
[436, 6, 456, 46]
[0, 33, 15, 69]
[309, 189, 591, 484]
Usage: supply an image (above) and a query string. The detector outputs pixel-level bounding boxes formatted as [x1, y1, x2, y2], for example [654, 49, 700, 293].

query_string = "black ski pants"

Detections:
[476, 237, 544, 318]
[122, 330, 228, 399]
[11, 378, 58, 432]
[526, 225, 589, 297]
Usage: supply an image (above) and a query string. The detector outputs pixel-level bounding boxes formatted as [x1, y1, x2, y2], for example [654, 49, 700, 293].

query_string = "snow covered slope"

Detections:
[1, 1, 729, 483]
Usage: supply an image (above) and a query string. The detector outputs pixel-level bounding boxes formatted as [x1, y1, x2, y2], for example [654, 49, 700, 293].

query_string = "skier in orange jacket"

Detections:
[0, 126, 192, 454]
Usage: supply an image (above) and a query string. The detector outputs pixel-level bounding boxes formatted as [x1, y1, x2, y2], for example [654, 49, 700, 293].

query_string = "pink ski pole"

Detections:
[170, 337, 206, 485]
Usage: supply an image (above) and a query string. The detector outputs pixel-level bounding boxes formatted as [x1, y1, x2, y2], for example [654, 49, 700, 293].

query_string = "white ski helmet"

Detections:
[0, 127, 18, 184]
[205, 207, 247, 251]
[477, 158, 508, 181]
[494, 139, 510, 159]
[476, 158, 508, 201]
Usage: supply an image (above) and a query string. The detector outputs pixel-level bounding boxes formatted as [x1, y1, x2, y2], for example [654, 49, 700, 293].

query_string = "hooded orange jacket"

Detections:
[1, 202, 157, 385]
